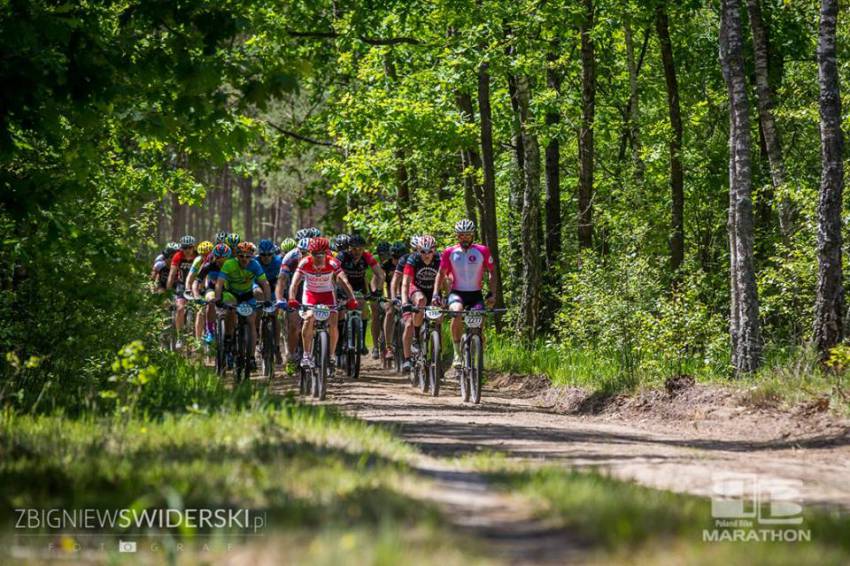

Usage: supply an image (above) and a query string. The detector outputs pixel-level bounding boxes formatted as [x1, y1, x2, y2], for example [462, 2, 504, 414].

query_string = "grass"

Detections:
[486, 333, 850, 412]
[0, 398, 490, 564]
[467, 452, 850, 565]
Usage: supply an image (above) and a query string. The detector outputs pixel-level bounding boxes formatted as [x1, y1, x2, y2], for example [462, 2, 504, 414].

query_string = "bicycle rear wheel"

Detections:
[469, 334, 483, 404]
[215, 318, 226, 376]
[429, 327, 441, 397]
[350, 317, 361, 379]
[460, 336, 470, 402]
[261, 317, 275, 378]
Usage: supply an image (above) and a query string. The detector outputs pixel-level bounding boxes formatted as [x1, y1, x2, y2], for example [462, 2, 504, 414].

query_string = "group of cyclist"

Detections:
[151, 219, 495, 378]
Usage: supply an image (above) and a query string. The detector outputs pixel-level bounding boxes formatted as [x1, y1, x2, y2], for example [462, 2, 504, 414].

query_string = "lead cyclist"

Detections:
[431, 219, 495, 369]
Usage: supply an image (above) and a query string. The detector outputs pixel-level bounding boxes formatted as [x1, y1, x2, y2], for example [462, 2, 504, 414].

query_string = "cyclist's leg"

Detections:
[383, 303, 394, 358]
[447, 292, 466, 366]
[402, 310, 414, 359]
[370, 300, 381, 354]
[223, 291, 237, 337]
[411, 291, 426, 328]
[328, 311, 340, 356]
[175, 295, 187, 334]
[301, 314, 315, 359]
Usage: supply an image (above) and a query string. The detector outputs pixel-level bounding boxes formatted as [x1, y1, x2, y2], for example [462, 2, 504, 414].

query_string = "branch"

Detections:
[286, 29, 420, 45]
[266, 121, 341, 149]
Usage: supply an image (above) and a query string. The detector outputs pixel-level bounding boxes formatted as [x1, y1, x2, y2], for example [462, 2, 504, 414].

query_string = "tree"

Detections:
[720, 0, 762, 375]
[514, 72, 543, 341]
[578, 0, 595, 250]
[746, 0, 793, 239]
[544, 46, 562, 268]
[813, 0, 845, 357]
[656, 0, 684, 273]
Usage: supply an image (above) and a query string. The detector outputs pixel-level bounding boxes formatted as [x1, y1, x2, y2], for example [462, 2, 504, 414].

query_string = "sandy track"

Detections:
[299, 359, 850, 512]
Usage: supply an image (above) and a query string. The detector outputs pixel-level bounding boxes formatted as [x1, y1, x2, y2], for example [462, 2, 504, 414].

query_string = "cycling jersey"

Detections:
[381, 258, 396, 295]
[279, 249, 302, 277]
[197, 260, 224, 290]
[403, 253, 441, 296]
[336, 250, 379, 292]
[296, 256, 341, 305]
[153, 254, 169, 289]
[395, 254, 410, 276]
[170, 250, 197, 284]
[219, 258, 267, 294]
[258, 254, 282, 285]
[439, 244, 493, 292]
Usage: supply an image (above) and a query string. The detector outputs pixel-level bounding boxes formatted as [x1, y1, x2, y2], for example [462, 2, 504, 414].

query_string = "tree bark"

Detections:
[477, 60, 505, 318]
[240, 176, 253, 242]
[455, 91, 484, 225]
[544, 47, 562, 268]
[746, 0, 794, 239]
[507, 70, 525, 285]
[514, 73, 543, 342]
[813, 0, 845, 357]
[624, 18, 647, 187]
[171, 193, 185, 241]
[578, 0, 595, 250]
[720, 0, 762, 375]
[221, 165, 233, 232]
[656, 1, 684, 272]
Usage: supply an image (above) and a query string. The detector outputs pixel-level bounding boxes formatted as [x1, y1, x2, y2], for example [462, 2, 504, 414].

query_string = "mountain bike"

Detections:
[258, 302, 279, 378]
[299, 304, 336, 400]
[337, 292, 365, 380]
[217, 301, 268, 383]
[391, 301, 404, 373]
[445, 307, 506, 404]
[408, 305, 444, 396]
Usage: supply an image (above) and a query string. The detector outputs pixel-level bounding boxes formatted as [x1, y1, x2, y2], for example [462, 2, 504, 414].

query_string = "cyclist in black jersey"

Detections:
[400, 235, 441, 370]
[335, 234, 385, 355]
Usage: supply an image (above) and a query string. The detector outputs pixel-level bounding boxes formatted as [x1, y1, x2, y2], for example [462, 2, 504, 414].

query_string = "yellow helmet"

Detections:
[197, 240, 213, 255]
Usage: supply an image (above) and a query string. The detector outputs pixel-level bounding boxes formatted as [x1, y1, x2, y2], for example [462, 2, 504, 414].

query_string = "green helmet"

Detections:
[280, 238, 297, 253]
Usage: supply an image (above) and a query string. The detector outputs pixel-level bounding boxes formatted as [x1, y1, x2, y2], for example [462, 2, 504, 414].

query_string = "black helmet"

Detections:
[390, 241, 407, 258]
[335, 234, 350, 252]
[376, 241, 391, 256]
[348, 234, 366, 248]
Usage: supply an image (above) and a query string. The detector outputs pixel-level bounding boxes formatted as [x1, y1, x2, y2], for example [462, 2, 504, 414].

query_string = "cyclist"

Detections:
[374, 242, 393, 358]
[214, 241, 273, 371]
[432, 220, 495, 369]
[280, 238, 297, 256]
[151, 242, 179, 293]
[257, 239, 284, 365]
[335, 234, 384, 356]
[184, 240, 213, 341]
[277, 237, 310, 373]
[400, 235, 441, 371]
[287, 237, 358, 372]
[166, 235, 198, 349]
[190, 243, 232, 344]
[335, 234, 350, 254]
[383, 241, 408, 361]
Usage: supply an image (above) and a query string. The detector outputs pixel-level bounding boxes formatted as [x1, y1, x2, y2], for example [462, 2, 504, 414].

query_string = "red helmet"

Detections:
[236, 242, 254, 256]
[308, 237, 330, 253]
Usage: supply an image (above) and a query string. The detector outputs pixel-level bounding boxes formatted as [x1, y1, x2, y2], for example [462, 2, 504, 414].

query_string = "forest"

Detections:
[4, 0, 850, 403]
[3, 0, 850, 563]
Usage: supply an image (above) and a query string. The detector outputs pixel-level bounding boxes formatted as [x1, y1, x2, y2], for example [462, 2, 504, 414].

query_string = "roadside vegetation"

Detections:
[468, 453, 850, 566]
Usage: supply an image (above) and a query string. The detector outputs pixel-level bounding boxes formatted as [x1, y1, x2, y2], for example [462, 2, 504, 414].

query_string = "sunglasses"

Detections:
[313, 252, 326, 258]
[421, 249, 435, 255]
[259, 252, 275, 257]
[237, 254, 252, 259]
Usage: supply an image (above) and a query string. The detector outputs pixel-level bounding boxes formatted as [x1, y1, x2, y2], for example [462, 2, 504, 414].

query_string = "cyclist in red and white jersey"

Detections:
[287, 237, 358, 371]
[432, 219, 495, 368]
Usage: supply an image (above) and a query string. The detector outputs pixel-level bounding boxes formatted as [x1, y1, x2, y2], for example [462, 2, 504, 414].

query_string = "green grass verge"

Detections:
[0, 399, 489, 564]
[468, 453, 850, 565]
[486, 333, 850, 412]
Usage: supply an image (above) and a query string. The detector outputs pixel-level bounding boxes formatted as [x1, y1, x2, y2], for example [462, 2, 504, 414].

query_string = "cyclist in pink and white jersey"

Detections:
[287, 237, 358, 371]
[432, 219, 495, 368]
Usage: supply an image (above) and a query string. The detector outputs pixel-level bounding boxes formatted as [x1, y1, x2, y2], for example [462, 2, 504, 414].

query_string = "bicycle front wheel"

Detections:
[469, 334, 483, 404]
[316, 330, 328, 400]
[262, 318, 275, 378]
[429, 327, 441, 397]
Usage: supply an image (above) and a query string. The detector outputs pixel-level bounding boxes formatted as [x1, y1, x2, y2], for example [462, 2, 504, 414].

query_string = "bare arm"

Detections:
[401, 273, 412, 305]
[166, 265, 178, 290]
[214, 277, 224, 303]
[336, 272, 357, 301]
[288, 271, 304, 302]
[259, 280, 272, 302]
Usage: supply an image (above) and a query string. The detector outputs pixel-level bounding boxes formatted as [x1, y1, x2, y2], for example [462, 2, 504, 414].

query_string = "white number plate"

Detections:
[425, 307, 442, 320]
[465, 314, 483, 328]
[313, 305, 331, 321]
[236, 303, 254, 317]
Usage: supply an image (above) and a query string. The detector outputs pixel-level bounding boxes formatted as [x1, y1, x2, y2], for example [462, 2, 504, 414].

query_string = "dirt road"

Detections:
[316, 358, 850, 511]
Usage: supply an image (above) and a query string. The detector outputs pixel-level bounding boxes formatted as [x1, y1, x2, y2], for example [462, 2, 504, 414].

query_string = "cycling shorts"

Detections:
[447, 290, 484, 309]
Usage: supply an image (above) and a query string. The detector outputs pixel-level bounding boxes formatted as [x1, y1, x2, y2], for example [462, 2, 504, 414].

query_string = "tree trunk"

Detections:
[578, 0, 595, 251]
[814, 0, 845, 357]
[476, 61, 505, 319]
[624, 19, 646, 186]
[171, 193, 185, 241]
[507, 70, 526, 286]
[459, 150, 479, 226]
[720, 0, 762, 375]
[456, 91, 485, 225]
[656, 0, 684, 272]
[746, 0, 794, 239]
[514, 73, 542, 342]
[544, 47, 562, 268]
[240, 176, 253, 242]
[221, 165, 233, 232]
[383, 53, 411, 206]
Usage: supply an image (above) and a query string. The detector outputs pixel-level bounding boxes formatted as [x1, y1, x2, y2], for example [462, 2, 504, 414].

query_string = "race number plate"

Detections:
[313, 305, 331, 321]
[236, 303, 254, 317]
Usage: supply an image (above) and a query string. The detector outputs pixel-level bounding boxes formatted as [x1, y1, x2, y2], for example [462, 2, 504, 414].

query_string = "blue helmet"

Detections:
[258, 239, 275, 254]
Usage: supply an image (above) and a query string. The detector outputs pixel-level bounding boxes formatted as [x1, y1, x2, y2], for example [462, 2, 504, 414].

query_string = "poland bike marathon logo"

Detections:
[703, 473, 811, 542]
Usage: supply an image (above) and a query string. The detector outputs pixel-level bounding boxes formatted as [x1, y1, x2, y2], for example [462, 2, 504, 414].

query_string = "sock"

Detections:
[453, 340, 461, 356]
